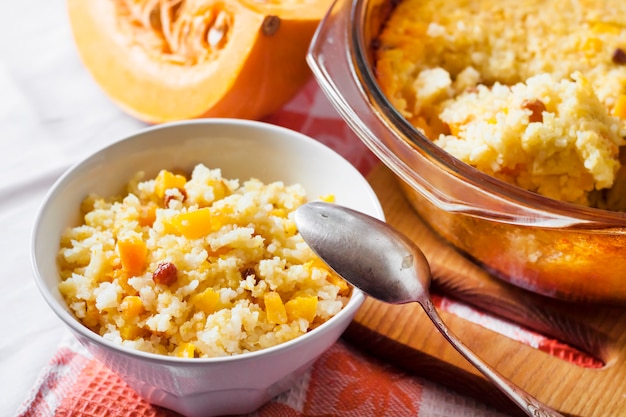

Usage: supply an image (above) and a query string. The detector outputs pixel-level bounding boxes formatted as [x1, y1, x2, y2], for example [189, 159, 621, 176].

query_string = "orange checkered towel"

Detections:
[17, 333, 508, 417]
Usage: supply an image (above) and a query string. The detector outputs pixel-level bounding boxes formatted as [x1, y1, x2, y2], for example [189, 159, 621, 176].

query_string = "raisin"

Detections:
[152, 262, 178, 285]
[241, 267, 257, 281]
[521, 99, 546, 123]
[612, 48, 626, 65]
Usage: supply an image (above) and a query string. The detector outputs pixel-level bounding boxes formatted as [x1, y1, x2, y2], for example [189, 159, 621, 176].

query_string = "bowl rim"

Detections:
[312, 0, 626, 228]
[30, 117, 374, 364]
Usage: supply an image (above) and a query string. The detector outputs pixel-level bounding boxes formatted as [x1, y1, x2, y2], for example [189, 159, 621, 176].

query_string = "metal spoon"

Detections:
[294, 201, 564, 417]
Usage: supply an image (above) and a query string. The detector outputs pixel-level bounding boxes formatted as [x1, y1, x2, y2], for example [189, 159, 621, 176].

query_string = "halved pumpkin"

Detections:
[67, 0, 333, 122]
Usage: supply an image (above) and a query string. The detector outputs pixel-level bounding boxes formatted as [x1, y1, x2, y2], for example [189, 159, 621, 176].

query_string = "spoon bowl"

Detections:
[295, 201, 565, 417]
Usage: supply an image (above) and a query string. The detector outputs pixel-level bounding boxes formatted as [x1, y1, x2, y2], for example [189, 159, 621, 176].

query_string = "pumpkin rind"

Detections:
[67, 0, 332, 122]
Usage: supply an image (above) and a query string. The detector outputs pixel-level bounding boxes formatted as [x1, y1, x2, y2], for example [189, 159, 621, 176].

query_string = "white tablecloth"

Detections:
[0, 2, 145, 414]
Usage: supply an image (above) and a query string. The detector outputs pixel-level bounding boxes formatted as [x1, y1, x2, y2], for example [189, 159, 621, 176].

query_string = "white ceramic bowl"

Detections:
[31, 118, 384, 417]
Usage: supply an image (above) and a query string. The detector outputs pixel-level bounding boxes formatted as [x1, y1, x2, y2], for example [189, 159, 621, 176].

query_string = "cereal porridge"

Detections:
[57, 164, 349, 358]
[375, 0, 626, 208]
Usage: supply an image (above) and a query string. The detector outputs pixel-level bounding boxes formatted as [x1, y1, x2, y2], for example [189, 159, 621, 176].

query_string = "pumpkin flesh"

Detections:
[67, 0, 332, 122]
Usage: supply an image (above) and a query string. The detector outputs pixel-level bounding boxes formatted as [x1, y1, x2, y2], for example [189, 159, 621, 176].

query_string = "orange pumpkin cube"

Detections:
[169, 208, 214, 239]
[192, 288, 221, 315]
[264, 292, 288, 324]
[120, 295, 144, 319]
[138, 203, 157, 227]
[174, 342, 196, 358]
[285, 296, 318, 323]
[117, 237, 147, 275]
[154, 170, 187, 198]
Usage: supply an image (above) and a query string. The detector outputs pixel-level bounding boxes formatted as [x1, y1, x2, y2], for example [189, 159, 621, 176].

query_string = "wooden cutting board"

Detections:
[344, 163, 626, 417]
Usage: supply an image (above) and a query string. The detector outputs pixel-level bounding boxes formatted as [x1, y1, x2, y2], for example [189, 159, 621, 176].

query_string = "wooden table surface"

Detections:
[345, 163, 626, 417]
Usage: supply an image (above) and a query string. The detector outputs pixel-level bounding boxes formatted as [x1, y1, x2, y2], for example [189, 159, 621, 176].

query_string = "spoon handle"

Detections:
[421, 298, 565, 417]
